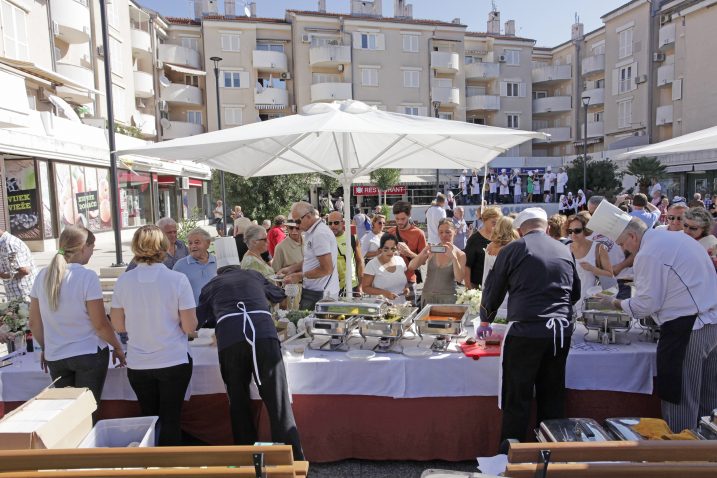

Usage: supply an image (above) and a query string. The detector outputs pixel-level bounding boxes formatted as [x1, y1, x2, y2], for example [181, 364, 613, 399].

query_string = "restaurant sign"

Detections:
[352, 185, 406, 196]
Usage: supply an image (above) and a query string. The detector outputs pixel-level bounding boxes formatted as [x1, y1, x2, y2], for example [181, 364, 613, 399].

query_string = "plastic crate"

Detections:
[78, 416, 158, 448]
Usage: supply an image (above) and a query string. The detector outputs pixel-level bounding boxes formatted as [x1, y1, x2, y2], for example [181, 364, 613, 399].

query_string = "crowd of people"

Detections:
[456, 166, 571, 205]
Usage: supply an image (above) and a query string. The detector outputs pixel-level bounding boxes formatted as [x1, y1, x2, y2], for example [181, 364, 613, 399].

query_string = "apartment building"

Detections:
[0, 0, 211, 251]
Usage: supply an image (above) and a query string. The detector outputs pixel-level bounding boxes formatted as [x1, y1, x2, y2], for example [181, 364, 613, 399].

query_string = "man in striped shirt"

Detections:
[0, 228, 37, 301]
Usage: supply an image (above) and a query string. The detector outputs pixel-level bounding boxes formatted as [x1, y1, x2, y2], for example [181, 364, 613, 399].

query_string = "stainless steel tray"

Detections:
[604, 418, 645, 441]
[305, 315, 359, 337]
[414, 304, 468, 337]
[358, 305, 418, 339]
[537, 418, 611, 443]
[314, 299, 385, 318]
[581, 298, 632, 330]
[696, 415, 717, 440]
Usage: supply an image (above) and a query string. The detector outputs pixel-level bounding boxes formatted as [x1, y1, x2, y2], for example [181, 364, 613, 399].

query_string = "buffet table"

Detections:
[0, 325, 661, 462]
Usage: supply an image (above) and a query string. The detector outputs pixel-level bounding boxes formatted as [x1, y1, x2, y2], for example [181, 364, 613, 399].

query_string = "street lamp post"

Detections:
[433, 100, 441, 190]
[210, 56, 226, 234]
[581, 96, 591, 194]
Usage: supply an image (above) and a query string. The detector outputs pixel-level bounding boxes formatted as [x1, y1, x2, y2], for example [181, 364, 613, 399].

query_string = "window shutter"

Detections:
[611, 68, 620, 96]
[499, 81, 507, 97]
[352, 32, 363, 49]
[518, 83, 527, 98]
[672, 79, 682, 101]
[375, 34, 386, 51]
[418, 106, 428, 117]
[239, 71, 251, 89]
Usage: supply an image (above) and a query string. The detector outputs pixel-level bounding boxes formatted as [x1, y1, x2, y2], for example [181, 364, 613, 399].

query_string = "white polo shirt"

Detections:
[111, 263, 196, 369]
[302, 219, 340, 297]
[30, 263, 106, 361]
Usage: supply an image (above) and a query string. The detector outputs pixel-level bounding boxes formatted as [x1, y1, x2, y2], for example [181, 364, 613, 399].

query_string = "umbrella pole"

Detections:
[342, 182, 354, 299]
[480, 164, 488, 209]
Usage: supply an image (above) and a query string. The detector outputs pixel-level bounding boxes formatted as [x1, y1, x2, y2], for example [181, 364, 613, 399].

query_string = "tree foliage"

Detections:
[626, 156, 666, 193]
[370, 168, 401, 205]
[318, 171, 341, 197]
[211, 171, 313, 222]
[566, 156, 623, 198]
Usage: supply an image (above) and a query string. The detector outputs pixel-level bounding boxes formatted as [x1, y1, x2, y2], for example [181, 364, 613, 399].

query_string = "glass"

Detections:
[567, 228, 584, 235]
[667, 215, 683, 221]
[328, 220, 342, 226]
[119, 169, 152, 228]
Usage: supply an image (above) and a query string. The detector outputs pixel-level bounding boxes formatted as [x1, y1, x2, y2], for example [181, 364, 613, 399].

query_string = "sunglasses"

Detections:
[683, 224, 702, 232]
[667, 215, 683, 221]
[328, 220, 342, 226]
[567, 228, 584, 235]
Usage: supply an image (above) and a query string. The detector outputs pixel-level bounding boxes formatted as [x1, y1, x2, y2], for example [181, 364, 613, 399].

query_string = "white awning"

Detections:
[165, 63, 207, 76]
[665, 165, 693, 173]
[48, 94, 81, 123]
[695, 162, 717, 171]
[0, 57, 103, 95]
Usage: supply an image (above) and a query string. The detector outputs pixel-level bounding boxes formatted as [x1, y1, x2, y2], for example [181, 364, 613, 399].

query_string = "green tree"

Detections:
[211, 171, 313, 222]
[566, 156, 623, 197]
[319, 171, 341, 197]
[626, 156, 666, 194]
[370, 168, 401, 205]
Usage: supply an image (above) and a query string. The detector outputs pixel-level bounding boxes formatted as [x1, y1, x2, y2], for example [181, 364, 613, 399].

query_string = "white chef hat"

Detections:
[528, 171, 534, 177]
[462, 169, 467, 174]
[568, 191, 573, 196]
[586, 200, 632, 242]
[578, 189, 584, 195]
[215, 237, 240, 269]
[547, 166, 552, 171]
[501, 168, 507, 173]
[513, 207, 548, 229]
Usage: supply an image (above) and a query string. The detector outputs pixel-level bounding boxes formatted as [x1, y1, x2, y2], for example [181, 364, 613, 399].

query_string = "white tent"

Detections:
[619, 125, 717, 159]
[118, 100, 547, 293]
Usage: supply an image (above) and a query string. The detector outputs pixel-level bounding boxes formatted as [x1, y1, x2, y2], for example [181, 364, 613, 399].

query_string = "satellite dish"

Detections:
[160, 118, 171, 129]
[244, 5, 251, 17]
[159, 75, 171, 87]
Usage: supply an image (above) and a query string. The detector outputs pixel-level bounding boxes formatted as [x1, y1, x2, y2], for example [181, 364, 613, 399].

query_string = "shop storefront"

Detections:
[118, 170, 153, 228]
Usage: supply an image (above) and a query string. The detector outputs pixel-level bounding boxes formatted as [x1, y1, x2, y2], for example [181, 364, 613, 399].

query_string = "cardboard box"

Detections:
[79, 416, 158, 448]
[0, 388, 96, 449]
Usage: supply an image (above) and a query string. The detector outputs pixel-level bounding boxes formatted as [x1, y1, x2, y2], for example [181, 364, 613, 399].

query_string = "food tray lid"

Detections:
[604, 418, 645, 440]
[314, 300, 385, 317]
[538, 418, 611, 442]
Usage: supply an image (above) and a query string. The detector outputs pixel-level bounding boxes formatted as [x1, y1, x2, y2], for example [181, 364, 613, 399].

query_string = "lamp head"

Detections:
[432, 100, 441, 109]
[210, 56, 223, 68]
[581, 96, 591, 107]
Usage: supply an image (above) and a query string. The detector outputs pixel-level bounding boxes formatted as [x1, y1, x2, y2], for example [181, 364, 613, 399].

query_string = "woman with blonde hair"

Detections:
[482, 216, 519, 287]
[29, 226, 125, 407]
[111, 225, 197, 446]
[464, 206, 502, 289]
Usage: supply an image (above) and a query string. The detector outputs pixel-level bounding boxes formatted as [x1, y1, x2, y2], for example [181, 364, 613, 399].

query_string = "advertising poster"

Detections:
[5, 160, 41, 240]
[55, 164, 113, 233]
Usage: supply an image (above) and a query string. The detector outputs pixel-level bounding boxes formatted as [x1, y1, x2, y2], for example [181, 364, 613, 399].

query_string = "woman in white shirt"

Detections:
[110, 225, 197, 446]
[29, 226, 126, 407]
[683, 207, 717, 252]
[360, 214, 385, 262]
[567, 213, 613, 315]
[361, 234, 408, 303]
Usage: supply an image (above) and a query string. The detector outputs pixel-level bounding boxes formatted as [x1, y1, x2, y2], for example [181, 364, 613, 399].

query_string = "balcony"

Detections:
[430, 51, 460, 74]
[465, 62, 500, 80]
[309, 45, 351, 67]
[466, 94, 500, 111]
[161, 120, 204, 140]
[532, 64, 571, 84]
[659, 23, 676, 49]
[431, 86, 460, 106]
[587, 121, 604, 138]
[158, 44, 201, 69]
[131, 29, 152, 56]
[534, 127, 571, 143]
[252, 50, 288, 73]
[310, 82, 351, 102]
[161, 83, 203, 105]
[582, 87, 604, 106]
[657, 63, 674, 87]
[135, 113, 156, 137]
[255, 87, 288, 107]
[133, 71, 154, 98]
[51, 0, 90, 44]
[656, 104, 673, 126]
[55, 61, 94, 103]
[532, 96, 572, 114]
[582, 54, 605, 76]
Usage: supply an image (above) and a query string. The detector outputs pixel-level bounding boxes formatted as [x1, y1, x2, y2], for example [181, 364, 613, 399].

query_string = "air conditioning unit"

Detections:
[498, 55, 507, 63]
[51, 21, 60, 36]
[291, 105, 297, 113]
[635, 74, 648, 84]
[280, 72, 291, 80]
[179, 177, 190, 190]
[653, 52, 666, 62]
[660, 13, 672, 25]
[96, 45, 104, 57]
[158, 100, 169, 112]
[337, 64, 344, 72]
[156, 60, 164, 69]
[301, 34, 311, 43]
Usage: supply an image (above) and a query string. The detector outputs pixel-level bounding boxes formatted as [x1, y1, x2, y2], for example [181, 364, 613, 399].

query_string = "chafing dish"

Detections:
[306, 299, 384, 351]
[536, 418, 611, 443]
[358, 304, 418, 353]
[580, 297, 633, 345]
[695, 410, 717, 440]
[414, 304, 468, 352]
[637, 316, 660, 342]
[603, 418, 646, 440]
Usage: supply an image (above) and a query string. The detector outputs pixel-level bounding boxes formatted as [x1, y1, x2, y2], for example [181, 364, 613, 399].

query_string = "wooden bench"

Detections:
[0, 445, 308, 478]
[506, 440, 717, 477]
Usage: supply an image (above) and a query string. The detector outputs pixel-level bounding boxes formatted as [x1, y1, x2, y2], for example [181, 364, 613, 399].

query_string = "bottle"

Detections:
[26, 331, 34, 352]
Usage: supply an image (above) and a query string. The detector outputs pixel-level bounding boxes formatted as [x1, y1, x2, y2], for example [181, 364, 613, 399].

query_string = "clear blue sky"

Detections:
[138, 0, 628, 47]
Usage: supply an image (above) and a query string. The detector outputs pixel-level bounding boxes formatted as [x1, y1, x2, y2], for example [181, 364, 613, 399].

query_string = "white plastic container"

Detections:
[78, 416, 158, 448]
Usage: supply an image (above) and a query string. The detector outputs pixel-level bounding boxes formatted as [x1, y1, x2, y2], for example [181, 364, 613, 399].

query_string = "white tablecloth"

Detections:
[0, 325, 657, 403]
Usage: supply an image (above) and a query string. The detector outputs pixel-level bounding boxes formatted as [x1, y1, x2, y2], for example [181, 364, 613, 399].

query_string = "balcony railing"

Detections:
[133, 71, 154, 98]
[51, 0, 91, 44]
[252, 50, 288, 73]
[464, 62, 500, 80]
[255, 87, 288, 107]
[310, 82, 352, 102]
[136, 113, 156, 137]
[582, 87, 604, 106]
[161, 83, 203, 105]
[532, 96, 572, 114]
[587, 121, 604, 138]
[431, 86, 460, 106]
[532, 64, 571, 83]
[162, 120, 204, 140]
[309, 45, 351, 67]
[131, 29, 152, 56]
[656, 104, 673, 126]
[659, 23, 676, 49]
[534, 127, 571, 143]
[466, 94, 500, 111]
[581, 54, 605, 76]
[158, 44, 201, 69]
[657, 63, 674, 87]
[430, 51, 460, 74]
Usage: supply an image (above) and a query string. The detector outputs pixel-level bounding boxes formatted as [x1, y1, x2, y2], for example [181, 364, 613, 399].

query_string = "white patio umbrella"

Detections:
[118, 100, 547, 294]
[619, 125, 717, 159]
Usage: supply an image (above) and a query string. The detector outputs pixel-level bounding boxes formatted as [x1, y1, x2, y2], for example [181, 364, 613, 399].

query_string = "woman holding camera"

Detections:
[409, 219, 466, 308]
[361, 234, 408, 303]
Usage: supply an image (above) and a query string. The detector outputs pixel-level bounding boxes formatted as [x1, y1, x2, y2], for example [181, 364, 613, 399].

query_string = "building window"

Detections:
[506, 82, 519, 97]
[507, 114, 519, 129]
[360, 33, 378, 50]
[0, 0, 28, 60]
[468, 117, 485, 125]
[312, 73, 340, 84]
[224, 107, 242, 125]
[402, 34, 419, 52]
[618, 99, 632, 128]
[311, 36, 339, 47]
[438, 112, 452, 120]
[592, 43, 605, 55]
[619, 65, 633, 94]
[108, 38, 122, 75]
[180, 36, 199, 52]
[223, 71, 241, 88]
[403, 70, 419, 88]
[618, 28, 633, 59]
[361, 68, 378, 86]
[256, 43, 284, 52]
[595, 78, 605, 88]
[404, 106, 420, 116]
[184, 75, 199, 87]
[220, 33, 240, 52]
[464, 55, 481, 64]
[187, 111, 202, 125]
[503, 49, 520, 65]
[532, 90, 547, 99]
[106, 0, 119, 28]
[466, 85, 486, 97]
[593, 111, 603, 122]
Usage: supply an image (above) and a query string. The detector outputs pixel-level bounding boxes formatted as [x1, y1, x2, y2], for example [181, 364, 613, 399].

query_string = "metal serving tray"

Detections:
[695, 410, 717, 440]
[358, 305, 418, 339]
[603, 418, 645, 441]
[537, 418, 611, 443]
[414, 304, 468, 337]
[305, 315, 359, 337]
[314, 299, 386, 319]
[582, 298, 632, 329]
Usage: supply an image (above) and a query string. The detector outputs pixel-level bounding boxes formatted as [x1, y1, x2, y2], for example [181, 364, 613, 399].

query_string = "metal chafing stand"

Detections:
[358, 303, 418, 353]
[580, 297, 633, 345]
[304, 299, 383, 351]
[413, 304, 468, 352]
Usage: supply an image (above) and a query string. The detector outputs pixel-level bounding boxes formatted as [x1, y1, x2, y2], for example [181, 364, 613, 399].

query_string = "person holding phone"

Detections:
[409, 219, 465, 308]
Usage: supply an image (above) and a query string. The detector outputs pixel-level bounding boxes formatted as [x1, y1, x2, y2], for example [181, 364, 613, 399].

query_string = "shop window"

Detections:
[53, 163, 113, 233]
[118, 169, 153, 228]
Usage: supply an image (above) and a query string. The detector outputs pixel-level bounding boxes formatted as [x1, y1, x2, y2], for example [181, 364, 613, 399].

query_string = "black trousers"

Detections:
[500, 334, 571, 444]
[127, 356, 193, 446]
[218, 339, 304, 460]
[47, 347, 109, 414]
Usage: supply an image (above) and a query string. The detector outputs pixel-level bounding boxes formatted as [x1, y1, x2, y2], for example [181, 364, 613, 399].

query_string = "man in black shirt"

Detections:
[478, 208, 580, 448]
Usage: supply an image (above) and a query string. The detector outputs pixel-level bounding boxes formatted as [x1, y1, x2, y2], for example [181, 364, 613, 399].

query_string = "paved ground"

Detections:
[308, 460, 480, 477]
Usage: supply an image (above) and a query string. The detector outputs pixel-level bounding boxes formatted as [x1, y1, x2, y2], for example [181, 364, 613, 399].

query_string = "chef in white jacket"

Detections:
[556, 168, 568, 197]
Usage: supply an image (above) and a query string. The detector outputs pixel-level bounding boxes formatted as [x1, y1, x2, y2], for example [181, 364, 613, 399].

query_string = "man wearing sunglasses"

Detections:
[327, 211, 364, 296]
[656, 197, 688, 232]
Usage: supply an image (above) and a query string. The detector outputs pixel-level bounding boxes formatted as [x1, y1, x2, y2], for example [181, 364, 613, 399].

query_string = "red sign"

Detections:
[353, 185, 406, 196]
